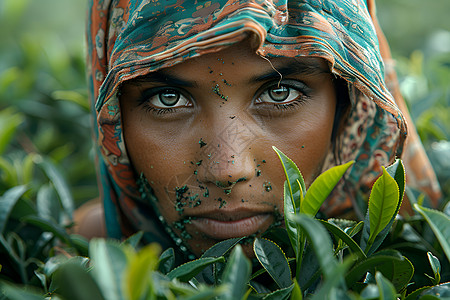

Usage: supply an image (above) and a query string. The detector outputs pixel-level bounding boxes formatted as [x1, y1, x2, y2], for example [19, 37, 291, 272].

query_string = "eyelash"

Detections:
[255, 79, 311, 110]
[136, 79, 311, 115]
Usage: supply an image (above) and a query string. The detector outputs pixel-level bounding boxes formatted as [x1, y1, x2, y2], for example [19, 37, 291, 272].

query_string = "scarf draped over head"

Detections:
[86, 0, 441, 240]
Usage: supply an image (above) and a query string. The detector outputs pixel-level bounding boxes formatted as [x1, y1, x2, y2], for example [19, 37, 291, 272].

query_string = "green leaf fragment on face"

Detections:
[367, 166, 399, 248]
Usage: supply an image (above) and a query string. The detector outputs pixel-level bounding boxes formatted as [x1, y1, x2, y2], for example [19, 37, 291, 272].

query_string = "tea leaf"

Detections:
[22, 216, 72, 245]
[290, 215, 337, 280]
[167, 256, 225, 282]
[345, 251, 414, 292]
[367, 167, 399, 250]
[414, 204, 450, 263]
[37, 158, 74, 218]
[309, 256, 354, 300]
[89, 239, 129, 300]
[198, 237, 242, 284]
[122, 231, 143, 248]
[385, 159, 405, 210]
[262, 283, 295, 300]
[302, 161, 354, 216]
[284, 181, 301, 260]
[0, 108, 24, 155]
[417, 282, 450, 298]
[273, 146, 304, 211]
[125, 243, 161, 300]
[426, 252, 441, 285]
[201, 237, 243, 258]
[254, 238, 292, 289]
[0, 282, 46, 300]
[221, 245, 251, 300]
[290, 280, 302, 300]
[56, 262, 106, 300]
[0, 185, 27, 234]
[159, 247, 175, 274]
[319, 220, 366, 259]
[375, 272, 397, 300]
[36, 183, 59, 222]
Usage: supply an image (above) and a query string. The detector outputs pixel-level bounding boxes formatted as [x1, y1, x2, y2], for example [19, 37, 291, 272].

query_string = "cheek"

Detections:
[121, 114, 197, 224]
[262, 93, 336, 185]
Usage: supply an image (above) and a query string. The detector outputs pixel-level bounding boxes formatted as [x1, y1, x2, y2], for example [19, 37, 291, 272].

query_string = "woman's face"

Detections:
[120, 42, 337, 257]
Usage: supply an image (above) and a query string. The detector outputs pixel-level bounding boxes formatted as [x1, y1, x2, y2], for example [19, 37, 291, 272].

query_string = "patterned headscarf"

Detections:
[86, 0, 440, 243]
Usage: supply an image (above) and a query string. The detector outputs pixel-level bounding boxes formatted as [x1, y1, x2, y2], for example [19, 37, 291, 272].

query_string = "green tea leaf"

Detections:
[125, 243, 161, 300]
[167, 256, 225, 282]
[36, 184, 59, 222]
[254, 238, 292, 289]
[21, 215, 72, 245]
[159, 247, 175, 274]
[419, 282, 450, 298]
[0, 108, 24, 155]
[221, 245, 252, 300]
[309, 256, 354, 300]
[0, 185, 27, 234]
[345, 252, 414, 292]
[302, 161, 354, 216]
[273, 146, 304, 211]
[290, 280, 302, 300]
[319, 220, 366, 259]
[414, 204, 450, 263]
[0, 282, 46, 300]
[201, 237, 243, 258]
[263, 283, 295, 300]
[427, 252, 441, 285]
[375, 272, 397, 300]
[121, 231, 143, 248]
[198, 238, 242, 284]
[385, 159, 405, 211]
[89, 239, 129, 300]
[56, 262, 106, 300]
[284, 181, 301, 260]
[367, 167, 399, 250]
[290, 215, 339, 284]
[37, 158, 74, 218]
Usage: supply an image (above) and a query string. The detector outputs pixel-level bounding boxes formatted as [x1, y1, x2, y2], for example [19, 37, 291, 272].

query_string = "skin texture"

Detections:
[119, 41, 337, 257]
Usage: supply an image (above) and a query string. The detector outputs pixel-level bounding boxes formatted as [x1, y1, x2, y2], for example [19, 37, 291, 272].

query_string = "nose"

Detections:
[196, 117, 258, 190]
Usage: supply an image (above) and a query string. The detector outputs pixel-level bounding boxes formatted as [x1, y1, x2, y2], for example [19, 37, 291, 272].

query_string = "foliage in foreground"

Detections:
[0, 148, 449, 299]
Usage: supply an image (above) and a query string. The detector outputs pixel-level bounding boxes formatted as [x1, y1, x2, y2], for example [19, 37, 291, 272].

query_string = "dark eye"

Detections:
[141, 87, 191, 109]
[268, 86, 290, 102]
[159, 89, 180, 106]
[257, 82, 306, 104]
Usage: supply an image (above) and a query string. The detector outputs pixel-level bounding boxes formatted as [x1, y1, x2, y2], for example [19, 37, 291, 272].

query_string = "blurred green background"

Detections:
[0, 0, 449, 208]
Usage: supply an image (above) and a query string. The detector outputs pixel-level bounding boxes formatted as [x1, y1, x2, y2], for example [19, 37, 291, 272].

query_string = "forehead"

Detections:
[126, 42, 330, 87]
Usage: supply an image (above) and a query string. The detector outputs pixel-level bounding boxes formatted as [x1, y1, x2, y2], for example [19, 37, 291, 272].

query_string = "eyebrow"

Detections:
[250, 60, 330, 83]
[126, 59, 329, 87]
[127, 71, 197, 88]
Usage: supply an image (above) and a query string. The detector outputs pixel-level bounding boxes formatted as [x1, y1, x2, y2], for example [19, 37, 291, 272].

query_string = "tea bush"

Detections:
[0, 149, 449, 299]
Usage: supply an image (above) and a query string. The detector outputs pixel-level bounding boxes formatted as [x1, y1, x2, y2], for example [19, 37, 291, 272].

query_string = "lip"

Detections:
[189, 211, 273, 240]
